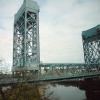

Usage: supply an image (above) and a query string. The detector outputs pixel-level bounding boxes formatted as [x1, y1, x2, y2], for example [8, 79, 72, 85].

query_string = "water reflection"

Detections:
[45, 78, 100, 100]
[79, 78, 100, 100]
[46, 85, 86, 100]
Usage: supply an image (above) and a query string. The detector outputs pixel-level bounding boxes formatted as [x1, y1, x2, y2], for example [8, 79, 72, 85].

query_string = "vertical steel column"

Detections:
[13, 0, 40, 73]
[13, 12, 25, 69]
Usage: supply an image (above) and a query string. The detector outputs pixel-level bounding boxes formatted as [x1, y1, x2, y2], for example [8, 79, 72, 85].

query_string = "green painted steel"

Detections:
[11, 0, 100, 85]
[82, 25, 100, 39]
[0, 63, 100, 86]
[39, 63, 100, 81]
[13, 0, 40, 72]
[82, 25, 100, 64]
[15, 0, 39, 23]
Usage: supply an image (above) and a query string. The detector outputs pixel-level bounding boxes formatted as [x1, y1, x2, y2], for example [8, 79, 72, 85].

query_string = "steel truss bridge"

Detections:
[0, 63, 100, 86]
[0, 0, 100, 86]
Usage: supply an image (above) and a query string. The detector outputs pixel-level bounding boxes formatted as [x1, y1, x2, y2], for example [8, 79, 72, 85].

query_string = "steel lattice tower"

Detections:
[13, 0, 40, 73]
[82, 25, 100, 64]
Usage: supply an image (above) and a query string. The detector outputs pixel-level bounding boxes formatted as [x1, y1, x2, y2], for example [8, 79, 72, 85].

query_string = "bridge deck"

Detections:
[0, 63, 100, 86]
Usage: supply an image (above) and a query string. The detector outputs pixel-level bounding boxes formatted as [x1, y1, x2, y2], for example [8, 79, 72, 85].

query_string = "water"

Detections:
[45, 84, 86, 100]
[1, 78, 100, 100]
[45, 79, 100, 100]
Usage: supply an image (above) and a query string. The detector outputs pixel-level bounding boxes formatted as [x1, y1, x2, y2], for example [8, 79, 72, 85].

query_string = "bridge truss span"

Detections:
[39, 63, 100, 81]
[0, 63, 100, 86]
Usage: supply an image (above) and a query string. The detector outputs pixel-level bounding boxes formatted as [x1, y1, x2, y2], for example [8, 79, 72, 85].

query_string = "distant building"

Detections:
[13, 0, 40, 74]
[82, 25, 100, 64]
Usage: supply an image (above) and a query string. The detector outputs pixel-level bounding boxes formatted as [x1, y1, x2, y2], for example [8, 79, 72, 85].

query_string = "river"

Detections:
[0, 78, 100, 100]
[45, 84, 86, 100]
[44, 78, 100, 100]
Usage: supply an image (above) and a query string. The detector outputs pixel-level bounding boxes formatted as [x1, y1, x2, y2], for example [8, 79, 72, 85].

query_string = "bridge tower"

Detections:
[82, 25, 100, 64]
[12, 0, 40, 75]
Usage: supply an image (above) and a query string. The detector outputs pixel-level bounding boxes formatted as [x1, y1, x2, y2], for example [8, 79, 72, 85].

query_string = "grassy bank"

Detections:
[0, 83, 49, 100]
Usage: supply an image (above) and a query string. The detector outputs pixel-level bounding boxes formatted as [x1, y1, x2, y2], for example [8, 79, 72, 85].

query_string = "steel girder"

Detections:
[13, 10, 40, 71]
[39, 63, 100, 80]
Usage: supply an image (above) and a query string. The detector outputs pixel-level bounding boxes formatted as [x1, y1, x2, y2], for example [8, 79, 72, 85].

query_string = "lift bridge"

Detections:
[0, 0, 100, 86]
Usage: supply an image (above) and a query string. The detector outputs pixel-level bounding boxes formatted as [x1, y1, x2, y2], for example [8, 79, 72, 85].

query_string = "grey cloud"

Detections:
[0, 0, 100, 64]
[39, 0, 100, 63]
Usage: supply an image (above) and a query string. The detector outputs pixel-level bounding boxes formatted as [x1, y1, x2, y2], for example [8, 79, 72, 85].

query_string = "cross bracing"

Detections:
[39, 63, 100, 80]
[13, 0, 40, 71]
[82, 25, 100, 64]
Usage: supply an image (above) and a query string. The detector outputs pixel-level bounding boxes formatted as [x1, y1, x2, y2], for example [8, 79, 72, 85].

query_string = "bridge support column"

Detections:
[13, 0, 40, 73]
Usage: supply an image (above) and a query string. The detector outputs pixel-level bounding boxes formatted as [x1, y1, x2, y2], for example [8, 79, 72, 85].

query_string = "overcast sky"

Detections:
[0, 0, 100, 68]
